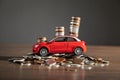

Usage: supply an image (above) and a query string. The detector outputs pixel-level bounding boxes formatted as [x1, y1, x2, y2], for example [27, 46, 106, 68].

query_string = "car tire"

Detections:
[74, 47, 83, 56]
[39, 48, 48, 57]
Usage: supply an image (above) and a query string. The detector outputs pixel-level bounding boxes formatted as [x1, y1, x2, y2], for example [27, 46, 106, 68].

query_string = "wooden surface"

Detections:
[0, 44, 120, 80]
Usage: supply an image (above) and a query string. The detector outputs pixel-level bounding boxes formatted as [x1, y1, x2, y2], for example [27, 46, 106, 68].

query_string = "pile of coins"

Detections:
[8, 53, 110, 71]
[37, 37, 47, 42]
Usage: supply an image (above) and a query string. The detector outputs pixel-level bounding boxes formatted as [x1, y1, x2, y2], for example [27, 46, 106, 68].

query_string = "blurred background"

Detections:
[0, 0, 120, 45]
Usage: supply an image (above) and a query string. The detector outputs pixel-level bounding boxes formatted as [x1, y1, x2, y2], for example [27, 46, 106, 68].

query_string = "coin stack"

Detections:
[55, 26, 65, 37]
[69, 17, 81, 37]
[37, 37, 47, 42]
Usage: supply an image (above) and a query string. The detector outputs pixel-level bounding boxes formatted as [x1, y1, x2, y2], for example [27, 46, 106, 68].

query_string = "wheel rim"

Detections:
[74, 48, 82, 55]
[40, 48, 48, 56]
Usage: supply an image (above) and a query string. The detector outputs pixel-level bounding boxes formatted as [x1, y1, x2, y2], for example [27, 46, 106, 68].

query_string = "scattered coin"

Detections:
[8, 53, 110, 71]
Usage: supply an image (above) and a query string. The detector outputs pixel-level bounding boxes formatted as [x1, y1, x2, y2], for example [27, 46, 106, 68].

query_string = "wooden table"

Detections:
[0, 44, 120, 80]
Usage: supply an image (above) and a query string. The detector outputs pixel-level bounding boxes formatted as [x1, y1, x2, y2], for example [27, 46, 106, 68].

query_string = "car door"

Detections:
[50, 37, 67, 53]
[66, 37, 77, 52]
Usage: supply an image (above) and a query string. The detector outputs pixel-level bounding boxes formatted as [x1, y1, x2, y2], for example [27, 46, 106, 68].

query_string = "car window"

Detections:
[67, 37, 76, 42]
[55, 37, 66, 42]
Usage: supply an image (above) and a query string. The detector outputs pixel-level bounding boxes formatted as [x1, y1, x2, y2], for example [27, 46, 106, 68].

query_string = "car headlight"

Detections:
[34, 44, 39, 48]
[81, 41, 85, 45]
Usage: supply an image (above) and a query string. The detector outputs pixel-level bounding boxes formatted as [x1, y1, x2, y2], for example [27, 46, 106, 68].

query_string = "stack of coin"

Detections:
[69, 17, 81, 37]
[37, 37, 47, 42]
[55, 26, 65, 37]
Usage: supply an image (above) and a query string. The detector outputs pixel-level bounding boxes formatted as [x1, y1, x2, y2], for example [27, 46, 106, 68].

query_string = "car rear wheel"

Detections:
[39, 48, 48, 57]
[74, 47, 83, 56]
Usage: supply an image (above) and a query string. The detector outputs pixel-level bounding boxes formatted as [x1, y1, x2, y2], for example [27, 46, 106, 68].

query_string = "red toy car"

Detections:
[32, 36, 87, 56]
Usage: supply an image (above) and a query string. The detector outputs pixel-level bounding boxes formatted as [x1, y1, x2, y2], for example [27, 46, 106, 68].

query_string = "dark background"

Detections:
[0, 0, 120, 45]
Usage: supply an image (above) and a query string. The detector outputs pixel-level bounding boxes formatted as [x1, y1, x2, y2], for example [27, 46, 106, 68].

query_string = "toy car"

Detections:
[32, 36, 87, 56]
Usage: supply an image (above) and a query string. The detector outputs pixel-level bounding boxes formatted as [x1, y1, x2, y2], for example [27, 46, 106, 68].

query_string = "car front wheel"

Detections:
[39, 48, 48, 57]
[74, 47, 83, 56]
